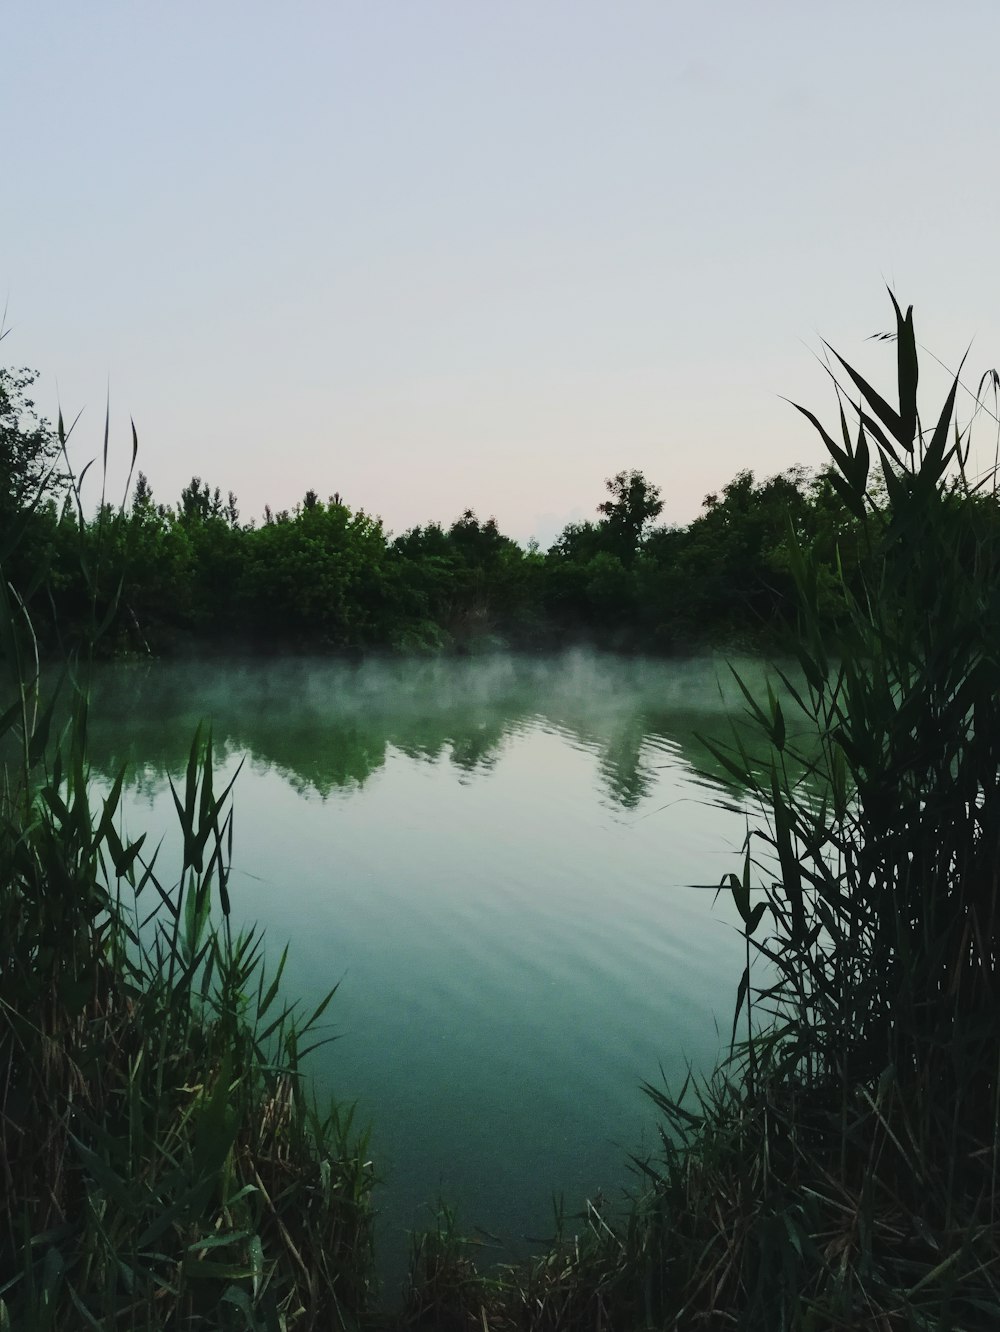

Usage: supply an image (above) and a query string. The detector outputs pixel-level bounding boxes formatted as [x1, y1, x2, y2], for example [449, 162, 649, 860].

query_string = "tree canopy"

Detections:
[0, 383, 895, 659]
[0, 366, 63, 523]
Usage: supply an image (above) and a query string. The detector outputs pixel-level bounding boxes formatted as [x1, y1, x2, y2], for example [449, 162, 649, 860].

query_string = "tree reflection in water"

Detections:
[84, 651, 790, 808]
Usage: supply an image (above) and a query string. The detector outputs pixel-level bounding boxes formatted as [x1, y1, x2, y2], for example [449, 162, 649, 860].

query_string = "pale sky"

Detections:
[5, 1, 1000, 545]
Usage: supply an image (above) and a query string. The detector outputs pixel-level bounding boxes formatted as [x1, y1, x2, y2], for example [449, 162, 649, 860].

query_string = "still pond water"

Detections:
[87, 651, 772, 1280]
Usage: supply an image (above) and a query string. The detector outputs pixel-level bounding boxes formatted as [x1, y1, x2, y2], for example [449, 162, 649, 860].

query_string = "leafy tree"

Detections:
[447, 510, 513, 567]
[0, 366, 69, 633]
[665, 467, 815, 639]
[0, 366, 63, 522]
[597, 469, 663, 566]
[131, 470, 154, 511]
[238, 496, 393, 648]
[178, 476, 225, 524]
[547, 520, 605, 563]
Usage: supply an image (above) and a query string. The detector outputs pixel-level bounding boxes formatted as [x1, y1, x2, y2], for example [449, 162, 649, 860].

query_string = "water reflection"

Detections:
[76, 649, 797, 1284]
[85, 651, 778, 810]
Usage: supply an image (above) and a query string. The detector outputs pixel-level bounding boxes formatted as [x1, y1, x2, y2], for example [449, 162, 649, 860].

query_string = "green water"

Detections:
[86, 650, 770, 1282]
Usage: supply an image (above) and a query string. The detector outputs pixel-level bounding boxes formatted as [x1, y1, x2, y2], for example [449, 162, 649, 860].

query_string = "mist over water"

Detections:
[86, 650, 776, 1283]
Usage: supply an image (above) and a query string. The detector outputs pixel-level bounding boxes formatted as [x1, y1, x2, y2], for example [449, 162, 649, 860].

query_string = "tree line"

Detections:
[0, 363, 919, 657]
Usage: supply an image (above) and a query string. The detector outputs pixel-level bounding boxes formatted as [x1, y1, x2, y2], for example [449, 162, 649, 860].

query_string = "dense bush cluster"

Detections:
[6, 295, 1000, 1327]
[2, 382, 379, 1326]
[391, 297, 1000, 1330]
[1, 364, 886, 657]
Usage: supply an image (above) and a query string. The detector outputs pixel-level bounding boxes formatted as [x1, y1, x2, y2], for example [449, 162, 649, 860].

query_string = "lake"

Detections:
[85, 650, 770, 1284]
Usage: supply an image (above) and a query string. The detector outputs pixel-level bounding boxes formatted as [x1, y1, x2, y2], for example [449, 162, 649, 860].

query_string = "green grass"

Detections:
[0, 438, 376, 1328]
[6, 293, 1000, 1329]
[393, 296, 1000, 1330]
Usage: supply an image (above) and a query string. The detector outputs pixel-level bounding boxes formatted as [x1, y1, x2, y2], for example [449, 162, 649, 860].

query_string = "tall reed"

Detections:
[0, 415, 375, 1328]
[397, 296, 1000, 1330]
[688, 292, 1000, 1325]
[726, 294, 1000, 1134]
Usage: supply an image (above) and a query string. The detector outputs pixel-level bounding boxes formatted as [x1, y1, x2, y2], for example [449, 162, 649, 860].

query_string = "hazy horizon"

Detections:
[6, 2, 1000, 545]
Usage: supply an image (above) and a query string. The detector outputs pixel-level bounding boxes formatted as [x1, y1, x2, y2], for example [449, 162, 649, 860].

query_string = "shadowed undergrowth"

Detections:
[393, 297, 1000, 1330]
[5, 296, 1000, 1329]
[0, 426, 376, 1327]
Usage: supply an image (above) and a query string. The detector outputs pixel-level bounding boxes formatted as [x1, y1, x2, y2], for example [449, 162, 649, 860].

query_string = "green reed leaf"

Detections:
[827, 343, 908, 451]
[888, 291, 918, 450]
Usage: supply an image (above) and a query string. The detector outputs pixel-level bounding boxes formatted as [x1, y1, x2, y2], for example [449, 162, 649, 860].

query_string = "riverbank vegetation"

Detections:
[400, 299, 1000, 1328]
[4, 296, 999, 1328]
[4, 355, 882, 659]
[1, 454, 377, 1325]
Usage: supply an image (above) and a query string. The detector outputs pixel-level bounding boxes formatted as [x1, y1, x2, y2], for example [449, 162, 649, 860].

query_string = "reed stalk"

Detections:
[398, 295, 1000, 1330]
[0, 418, 376, 1329]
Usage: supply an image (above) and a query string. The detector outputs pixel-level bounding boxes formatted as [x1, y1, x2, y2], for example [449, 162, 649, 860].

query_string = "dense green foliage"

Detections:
[1, 459, 376, 1327]
[676, 297, 1000, 1326]
[394, 299, 1000, 1329]
[5, 297, 1000, 1329]
[0, 366, 911, 658]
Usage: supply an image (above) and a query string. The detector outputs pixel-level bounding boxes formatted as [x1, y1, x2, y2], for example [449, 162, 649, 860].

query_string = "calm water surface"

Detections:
[87, 651, 770, 1280]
